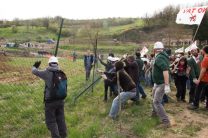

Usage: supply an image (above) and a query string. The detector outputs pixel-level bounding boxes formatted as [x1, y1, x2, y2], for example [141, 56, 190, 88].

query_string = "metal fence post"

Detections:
[54, 18, 64, 56]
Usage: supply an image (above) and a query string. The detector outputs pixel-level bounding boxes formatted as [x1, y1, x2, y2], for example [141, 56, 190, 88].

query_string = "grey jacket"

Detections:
[32, 65, 60, 101]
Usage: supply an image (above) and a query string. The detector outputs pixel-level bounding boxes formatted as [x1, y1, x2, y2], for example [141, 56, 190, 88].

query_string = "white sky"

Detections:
[0, 0, 207, 20]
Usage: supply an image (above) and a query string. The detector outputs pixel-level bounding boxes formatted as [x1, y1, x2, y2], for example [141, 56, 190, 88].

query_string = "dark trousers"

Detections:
[104, 81, 116, 101]
[175, 75, 187, 100]
[189, 80, 197, 103]
[200, 85, 208, 102]
[193, 82, 208, 107]
[85, 67, 92, 80]
[45, 100, 67, 138]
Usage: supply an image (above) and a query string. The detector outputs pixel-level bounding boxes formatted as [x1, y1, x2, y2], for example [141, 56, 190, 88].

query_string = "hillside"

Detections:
[0, 18, 143, 42]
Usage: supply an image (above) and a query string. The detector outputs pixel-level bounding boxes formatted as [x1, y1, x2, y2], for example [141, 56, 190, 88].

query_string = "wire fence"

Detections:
[0, 45, 103, 137]
[0, 18, 142, 137]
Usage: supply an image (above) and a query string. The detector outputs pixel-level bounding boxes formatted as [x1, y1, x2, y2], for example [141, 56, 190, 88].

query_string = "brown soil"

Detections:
[0, 58, 35, 84]
[161, 93, 208, 138]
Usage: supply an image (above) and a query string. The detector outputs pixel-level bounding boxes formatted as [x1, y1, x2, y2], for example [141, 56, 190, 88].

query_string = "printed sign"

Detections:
[176, 6, 208, 25]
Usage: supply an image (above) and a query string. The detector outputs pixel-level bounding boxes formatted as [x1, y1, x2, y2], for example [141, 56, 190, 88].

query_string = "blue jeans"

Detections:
[109, 92, 136, 118]
[135, 82, 146, 100]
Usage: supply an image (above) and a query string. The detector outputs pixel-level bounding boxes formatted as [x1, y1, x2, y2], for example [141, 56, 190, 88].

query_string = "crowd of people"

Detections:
[31, 41, 208, 137]
[96, 41, 208, 128]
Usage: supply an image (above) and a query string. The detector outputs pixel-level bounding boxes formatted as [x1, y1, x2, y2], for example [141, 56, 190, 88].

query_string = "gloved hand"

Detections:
[164, 84, 171, 94]
[33, 61, 41, 68]
[101, 74, 107, 80]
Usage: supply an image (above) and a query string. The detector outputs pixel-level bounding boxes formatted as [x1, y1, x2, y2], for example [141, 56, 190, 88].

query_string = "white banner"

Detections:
[185, 41, 197, 53]
[140, 46, 149, 57]
[176, 6, 208, 25]
[175, 47, 184, 53]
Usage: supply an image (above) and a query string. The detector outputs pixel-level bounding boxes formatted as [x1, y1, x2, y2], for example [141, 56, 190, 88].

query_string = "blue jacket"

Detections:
[84, 54, 94, 67]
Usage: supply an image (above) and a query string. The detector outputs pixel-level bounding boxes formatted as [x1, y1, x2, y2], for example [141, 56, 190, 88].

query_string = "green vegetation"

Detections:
[0, 26, 57, 43]
[0, 56, 161, 138]
[60, 44, 139, 55]
[1, 4, 208, 137]
[0, 18, 144, 44]
[98, 19, 144, 36]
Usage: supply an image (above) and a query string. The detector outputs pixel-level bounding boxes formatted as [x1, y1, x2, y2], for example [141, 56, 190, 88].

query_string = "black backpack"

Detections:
[47, 70, 67, 101]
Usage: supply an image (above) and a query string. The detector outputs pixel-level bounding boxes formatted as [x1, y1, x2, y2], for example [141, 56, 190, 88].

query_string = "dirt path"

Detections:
[162, 95, 208, 138]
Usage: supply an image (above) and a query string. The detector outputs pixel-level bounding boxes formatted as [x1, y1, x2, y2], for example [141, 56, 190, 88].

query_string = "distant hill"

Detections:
[1, 7, 207, 48]
[0, 18, 144, 43]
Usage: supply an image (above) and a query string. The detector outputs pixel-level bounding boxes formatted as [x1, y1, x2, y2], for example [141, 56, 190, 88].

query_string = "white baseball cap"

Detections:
[107, 56, 113, 61]
[107, 56, 120, 62]
[48, 56, 58, 63]
[111, 57, 120, 62]
[154, 42, 164, 49]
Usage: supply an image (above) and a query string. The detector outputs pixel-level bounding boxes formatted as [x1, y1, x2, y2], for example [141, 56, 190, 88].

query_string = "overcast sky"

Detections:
[0, 0, 207, 20]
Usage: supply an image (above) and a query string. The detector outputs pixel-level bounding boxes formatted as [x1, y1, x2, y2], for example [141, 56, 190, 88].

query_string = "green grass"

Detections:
[99, 19, 144, 36]
[0, 26, 57, 42]
[182, 123, 202, 136]
[0, 56, 161, 138]
[60, 44, 140, 55]
[0, 19, 144, 43]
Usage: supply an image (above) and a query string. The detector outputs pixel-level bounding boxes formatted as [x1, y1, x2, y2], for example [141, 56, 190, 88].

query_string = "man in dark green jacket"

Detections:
[187, 47, 200, 103]
[152, 42, 171, 128]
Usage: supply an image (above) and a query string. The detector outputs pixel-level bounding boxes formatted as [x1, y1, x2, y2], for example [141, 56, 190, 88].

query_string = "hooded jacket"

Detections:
[152, 51, 170, 85]
[32, 64, 61, 102]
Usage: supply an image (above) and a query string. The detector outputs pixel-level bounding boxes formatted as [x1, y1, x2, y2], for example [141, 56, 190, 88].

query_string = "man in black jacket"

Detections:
[102, 61, 136, 119]
[123, 55, 141, 102]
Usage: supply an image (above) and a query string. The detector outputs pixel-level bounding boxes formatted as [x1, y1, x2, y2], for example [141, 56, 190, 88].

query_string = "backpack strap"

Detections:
[44, 70, 56, 103]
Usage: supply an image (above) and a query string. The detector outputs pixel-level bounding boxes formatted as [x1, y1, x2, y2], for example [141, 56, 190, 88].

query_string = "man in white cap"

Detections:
[152, 42, 171, 128]
[32, 56, 67, 138]
[187, 45, 200, 104]
[98, 56, 119, 101]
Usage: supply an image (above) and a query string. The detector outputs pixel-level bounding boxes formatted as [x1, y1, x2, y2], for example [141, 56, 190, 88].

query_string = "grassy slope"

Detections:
[0, 19, 143, 42]
[0, 56, 159, 138]
[98, 19, 144, 36]
[1, 19, 208, 138]
[0, 26, 57, 42]
[60, 44, 139, 55]
[1, 56, 208, 138]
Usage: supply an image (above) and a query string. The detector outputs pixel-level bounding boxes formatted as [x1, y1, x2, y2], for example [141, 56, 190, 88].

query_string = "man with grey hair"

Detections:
[152, 42, 171, 128]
